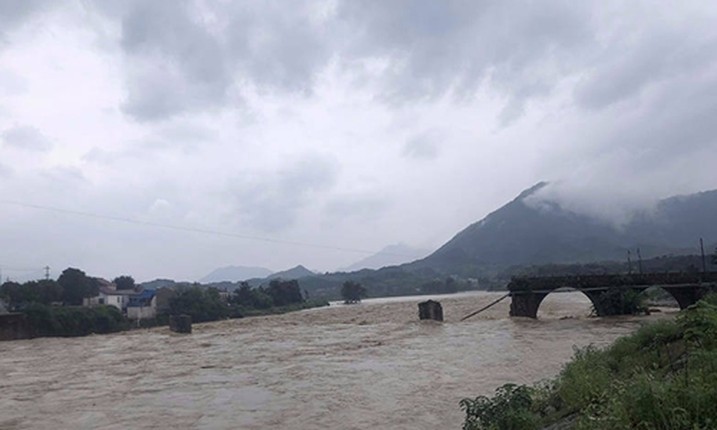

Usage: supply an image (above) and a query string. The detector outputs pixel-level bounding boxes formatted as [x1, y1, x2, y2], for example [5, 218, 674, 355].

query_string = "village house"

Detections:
[83, 280, 159, 320]
[84, 285, 136, 312]
[126, 289, 157, 320]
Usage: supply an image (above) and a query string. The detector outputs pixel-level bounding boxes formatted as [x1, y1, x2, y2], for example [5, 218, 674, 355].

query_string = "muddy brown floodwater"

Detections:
[0, 292, 676, 429]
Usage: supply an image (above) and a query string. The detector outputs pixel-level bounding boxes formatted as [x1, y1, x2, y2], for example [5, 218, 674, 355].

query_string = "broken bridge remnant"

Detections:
[418, 300, 444, 321]
[169, 314, 192, 333]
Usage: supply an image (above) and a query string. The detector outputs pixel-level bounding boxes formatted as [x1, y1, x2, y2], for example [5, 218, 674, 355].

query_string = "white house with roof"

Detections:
[84, 286, 136, 311]
[126, 289, 157, 320]
[84, 280, 159, 321]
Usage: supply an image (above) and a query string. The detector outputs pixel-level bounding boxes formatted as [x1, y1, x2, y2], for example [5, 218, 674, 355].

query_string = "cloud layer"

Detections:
[0, 1, 715, 280]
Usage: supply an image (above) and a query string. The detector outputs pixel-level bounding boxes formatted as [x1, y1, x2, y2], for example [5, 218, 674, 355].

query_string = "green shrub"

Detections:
[678, 299, 717, 349]
[557, 345, 612, 412]
[591, 288, 647, 316]
[460, 384, 538, 430]
[23, 304, 127, 337]
[462, 295, 717, 430]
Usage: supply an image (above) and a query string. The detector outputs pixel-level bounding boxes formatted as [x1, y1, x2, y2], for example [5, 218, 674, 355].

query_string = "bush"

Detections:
[461, 384, 539, 430]
[461, 295, 717, 430]
[590, 288, 647, 316]
[23, 304, 127, 337]
[168, 286, 229, 323]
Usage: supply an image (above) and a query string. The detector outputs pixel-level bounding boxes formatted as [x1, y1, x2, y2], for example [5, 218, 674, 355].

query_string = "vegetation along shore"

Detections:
[461, 294, 717, 430]
[0, 268, 329, 340]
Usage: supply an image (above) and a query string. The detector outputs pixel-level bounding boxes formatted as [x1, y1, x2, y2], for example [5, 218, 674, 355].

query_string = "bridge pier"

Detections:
[510, 287, 650, 318]
[662, 285, 711, 309]
[509, 292, 549, 319]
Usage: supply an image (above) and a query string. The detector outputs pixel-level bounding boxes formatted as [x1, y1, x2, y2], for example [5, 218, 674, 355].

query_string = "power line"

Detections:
[0, 200, 417, 258]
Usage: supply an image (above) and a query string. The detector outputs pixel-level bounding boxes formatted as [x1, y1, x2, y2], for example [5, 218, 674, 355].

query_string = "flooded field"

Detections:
[0, 292, 675, 429]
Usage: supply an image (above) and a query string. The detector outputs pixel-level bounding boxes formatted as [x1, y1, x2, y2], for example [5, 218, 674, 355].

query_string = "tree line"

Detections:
[0, 267, 329, 338]
[0, 268, 139, 310]
[167, 279, 326, 323]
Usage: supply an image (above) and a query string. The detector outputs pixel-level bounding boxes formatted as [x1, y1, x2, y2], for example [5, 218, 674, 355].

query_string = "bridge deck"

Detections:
[508, 272, 717, 293]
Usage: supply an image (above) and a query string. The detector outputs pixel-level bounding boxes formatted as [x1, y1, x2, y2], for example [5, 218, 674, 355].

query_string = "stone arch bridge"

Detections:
[508, 272, 717, 318]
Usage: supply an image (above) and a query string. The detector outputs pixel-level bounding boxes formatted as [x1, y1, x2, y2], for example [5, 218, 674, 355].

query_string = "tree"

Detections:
[113, 275, 136, 291]
[168, 285, 228, 322]
[265, 279, 304, 306]
[341, 281, 367, 304]
[58, 268, 97, 306]
[230, 282, 274, 309]
[0, 280, 64, 310]
[0, 281, 23, 310]
[232, 282, 254, 306]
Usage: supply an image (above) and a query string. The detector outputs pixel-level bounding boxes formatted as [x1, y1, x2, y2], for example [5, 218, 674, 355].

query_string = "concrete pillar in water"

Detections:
[169, 314, 192, 333]
[418, 300, 443, 321]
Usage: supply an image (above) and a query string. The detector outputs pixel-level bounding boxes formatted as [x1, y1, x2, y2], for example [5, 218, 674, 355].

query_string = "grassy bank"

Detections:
[461, 295, 717, 430]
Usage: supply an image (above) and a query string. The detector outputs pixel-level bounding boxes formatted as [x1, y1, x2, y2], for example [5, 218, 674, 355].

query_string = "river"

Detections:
[0, 292, 675, 429]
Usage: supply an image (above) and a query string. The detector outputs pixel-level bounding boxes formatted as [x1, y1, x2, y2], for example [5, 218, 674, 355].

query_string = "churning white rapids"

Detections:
[0, 292, 675, 429]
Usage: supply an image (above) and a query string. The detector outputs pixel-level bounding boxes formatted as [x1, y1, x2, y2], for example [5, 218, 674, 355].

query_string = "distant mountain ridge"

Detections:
[340, 243, 430, 271]
[409, 182, 717, 276]
[195, 183, 717, 300]
[200, 266, 273, 283]
[268, 265, 315, 280]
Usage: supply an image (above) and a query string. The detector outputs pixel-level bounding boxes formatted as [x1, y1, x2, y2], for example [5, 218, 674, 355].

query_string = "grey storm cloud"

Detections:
[118, 0, 230, 121]
[115, 0, 331, 121]
[574, 25, 717, 111]
[1, 125, 52, 152]
[106, 0, 597, 121]
[0, 0, 53, 40]
[4, 1, 717, 126]
[335, 0, 593, 109]
[223, 2, 331, 92]
[83, 0, 717, 130]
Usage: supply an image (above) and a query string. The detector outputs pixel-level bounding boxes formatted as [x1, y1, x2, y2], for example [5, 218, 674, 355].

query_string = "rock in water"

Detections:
[169, 314, 192, 333]
[418, 300, 443, 321]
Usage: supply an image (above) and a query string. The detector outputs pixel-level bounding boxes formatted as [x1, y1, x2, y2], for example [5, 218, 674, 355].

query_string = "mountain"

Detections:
[268, 265, 315, 280]
[139, 279, 177, 289]
[409, 182, 717, 276]
[200, 266, 273, 283]
[340, 243, 430, 271]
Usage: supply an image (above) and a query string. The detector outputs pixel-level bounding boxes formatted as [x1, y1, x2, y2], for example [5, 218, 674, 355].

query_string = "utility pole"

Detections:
[700, 238, 707, 273]
[637, 248, 643, 274]
[44, 266, 51, 281]
[627, 250, 633, 274]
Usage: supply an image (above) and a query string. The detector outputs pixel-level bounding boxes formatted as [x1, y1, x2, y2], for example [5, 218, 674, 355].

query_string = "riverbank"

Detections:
[0, 299, 330, 341]
[461, 294, 717, 429]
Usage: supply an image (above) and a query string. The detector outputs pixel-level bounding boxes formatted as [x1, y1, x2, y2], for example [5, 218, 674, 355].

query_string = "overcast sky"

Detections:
[1, 1, 716, 282]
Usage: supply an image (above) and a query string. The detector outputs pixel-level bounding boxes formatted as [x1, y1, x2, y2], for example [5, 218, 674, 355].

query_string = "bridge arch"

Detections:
[532, 288, 598, 318]
[509, 286, 612, 319]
